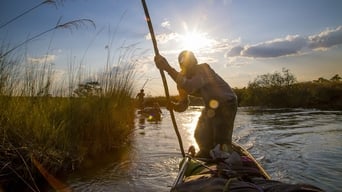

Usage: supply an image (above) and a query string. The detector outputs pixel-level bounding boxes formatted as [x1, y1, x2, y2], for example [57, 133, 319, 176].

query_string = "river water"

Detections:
[66, 107, 342, 192]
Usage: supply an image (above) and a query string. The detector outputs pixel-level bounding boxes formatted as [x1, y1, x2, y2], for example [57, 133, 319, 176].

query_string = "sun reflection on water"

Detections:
[178, 106, 202, 151]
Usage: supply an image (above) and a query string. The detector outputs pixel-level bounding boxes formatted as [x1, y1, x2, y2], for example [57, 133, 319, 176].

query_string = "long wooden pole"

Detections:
[141, 0, 185, 157]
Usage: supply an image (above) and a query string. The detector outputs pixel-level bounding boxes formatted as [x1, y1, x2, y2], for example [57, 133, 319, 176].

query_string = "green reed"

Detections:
[0, 49, 137, 189]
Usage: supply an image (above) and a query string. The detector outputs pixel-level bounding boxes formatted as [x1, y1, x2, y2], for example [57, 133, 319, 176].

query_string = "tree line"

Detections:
[234, 69, 342, 110]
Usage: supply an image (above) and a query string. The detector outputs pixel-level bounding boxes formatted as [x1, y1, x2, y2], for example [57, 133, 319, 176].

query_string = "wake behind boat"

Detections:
[171, 142, 323, 192]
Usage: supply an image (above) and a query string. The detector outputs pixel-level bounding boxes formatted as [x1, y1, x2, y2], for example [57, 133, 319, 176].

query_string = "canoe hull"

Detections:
[171, 142, 323, 192]
[170, 142, 270, 192]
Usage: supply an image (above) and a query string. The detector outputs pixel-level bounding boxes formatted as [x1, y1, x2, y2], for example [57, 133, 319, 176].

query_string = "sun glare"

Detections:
[181, 31, 212, 51]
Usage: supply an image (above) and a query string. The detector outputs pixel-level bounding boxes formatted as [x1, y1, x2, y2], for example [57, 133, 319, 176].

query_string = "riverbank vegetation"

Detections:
[235, 69, 342, 110]
[0, 51, 137, 190]
[1, 2, 140, 190]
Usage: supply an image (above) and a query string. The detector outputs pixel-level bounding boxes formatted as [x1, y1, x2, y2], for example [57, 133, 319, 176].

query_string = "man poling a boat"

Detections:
[154, 50, 238, 158]
[141, 0, 326, 191]
[136, 89, 145, 110]
[155, 52, 325, 192]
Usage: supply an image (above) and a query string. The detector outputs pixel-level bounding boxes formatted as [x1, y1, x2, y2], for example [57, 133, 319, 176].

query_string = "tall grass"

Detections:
[0, 47, 137, 189]
[0, 2, 139, 190]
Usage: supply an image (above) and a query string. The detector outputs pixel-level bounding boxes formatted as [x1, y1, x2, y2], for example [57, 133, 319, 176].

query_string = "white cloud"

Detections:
[225, 25, 342, 58]
[242, 35, 307, 58]
[210, 38, 235, 52]
[308, 26, 342, 50]
[161, 20, 171, 28]
[27, 54, 56, 64]
[145, 32, 180, 44]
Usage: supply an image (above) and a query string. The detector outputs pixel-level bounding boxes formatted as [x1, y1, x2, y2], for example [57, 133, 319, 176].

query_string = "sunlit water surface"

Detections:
[66, 107, 342, 191]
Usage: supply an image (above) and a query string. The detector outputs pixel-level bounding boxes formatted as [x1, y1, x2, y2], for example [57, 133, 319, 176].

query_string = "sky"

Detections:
[1, 0, 342, 96]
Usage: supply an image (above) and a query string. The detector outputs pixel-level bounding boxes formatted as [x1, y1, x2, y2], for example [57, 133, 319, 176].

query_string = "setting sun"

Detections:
[180, 31, 213, 51]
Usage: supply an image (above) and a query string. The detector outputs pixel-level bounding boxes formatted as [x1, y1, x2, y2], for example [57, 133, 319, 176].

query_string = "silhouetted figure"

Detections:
[148, 102, 162, 121]
[155, 50, 238, 158]
[136, 89, 145, 110]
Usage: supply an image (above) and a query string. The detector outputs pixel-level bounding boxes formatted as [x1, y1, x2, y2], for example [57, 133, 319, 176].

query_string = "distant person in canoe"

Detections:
[155, 50, 238, 158]
[147, 102, 162, 121]
[136, 89, 145, 110]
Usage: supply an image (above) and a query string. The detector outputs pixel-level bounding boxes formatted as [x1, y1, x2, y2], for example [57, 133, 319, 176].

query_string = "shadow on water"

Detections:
[65, 143, 134, 191]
